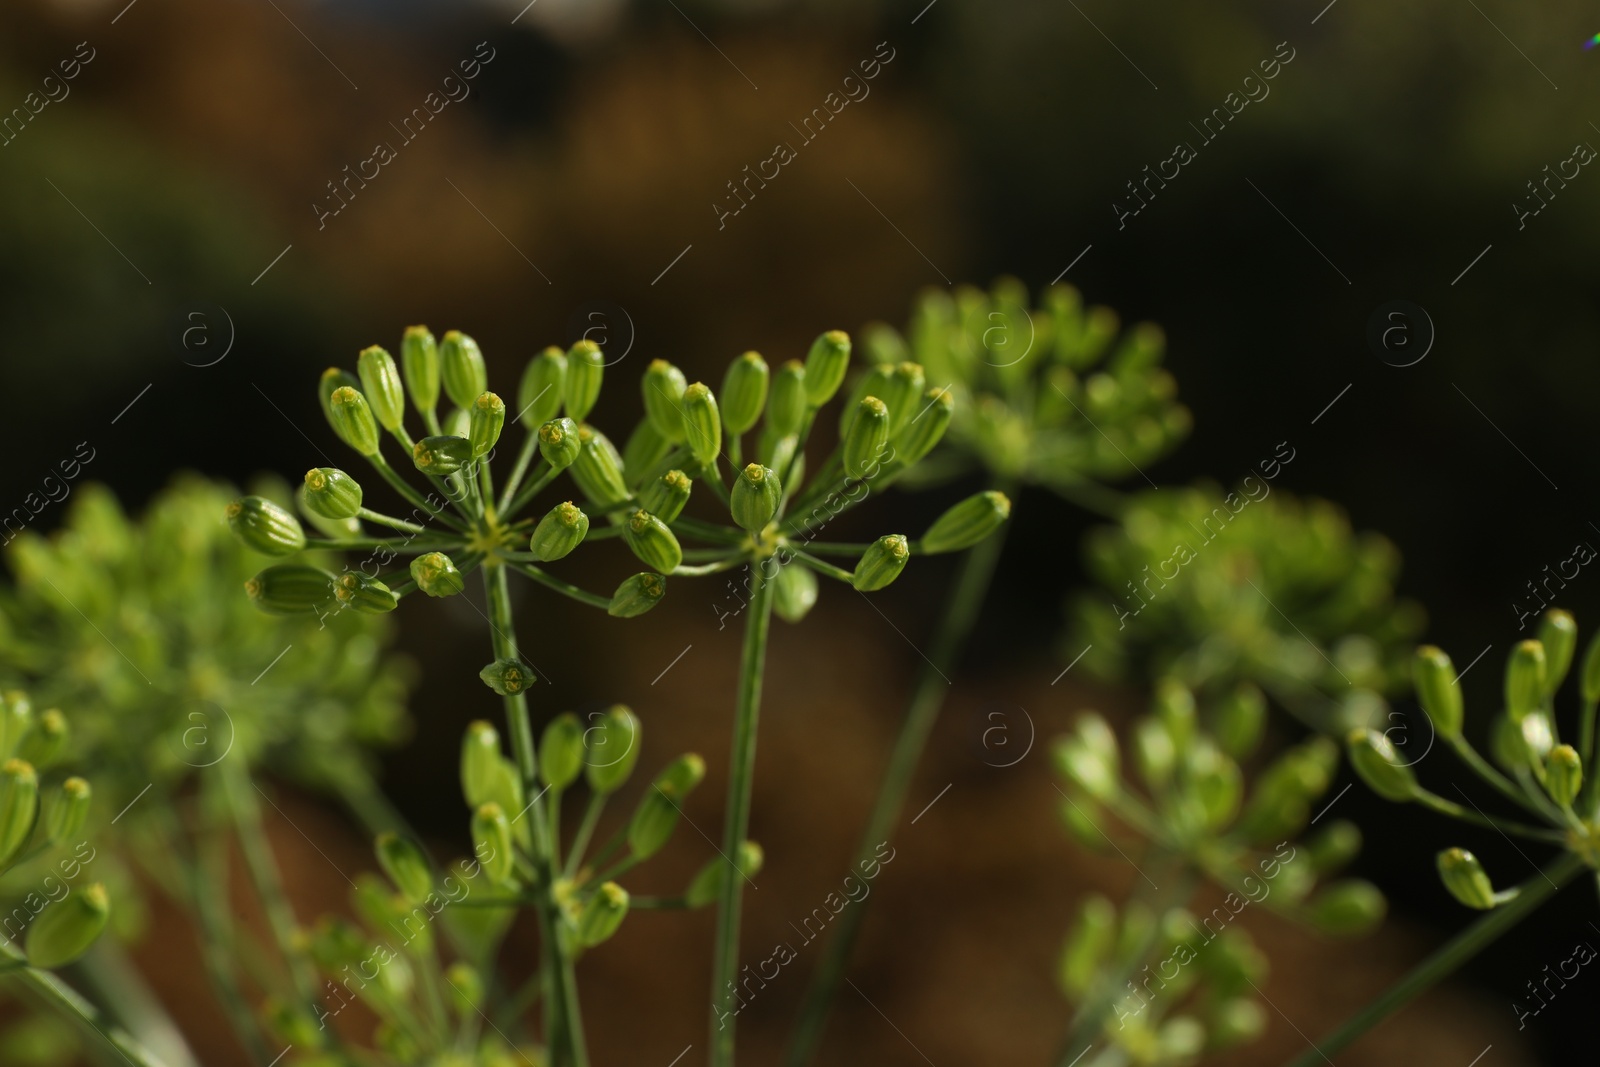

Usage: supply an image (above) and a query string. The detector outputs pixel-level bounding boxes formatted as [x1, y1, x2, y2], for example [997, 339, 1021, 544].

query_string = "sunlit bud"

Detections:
[584, 705, 641, 795]
[1132, 718, 1174, 790]
[882, 362, 926, 435]
[570, 425, 629, 509]
[730, 464, 781, 533]
[625, 510, 682, 574]
[685, 841, 764, 908]
[472, 803, 515, 886]
[1157, 1018, 1204, 1060]
[1186, 739, 1242, 832]
[357, 345, 406, 431]
[25, 881, 109, 968]
[841, 365, 894, 440]
[469, 392, 506, 458]
[1053, 714, 1119, 801]
[773, 560, 818, 624]
[478, 659, 534, 697]
[1155, 680, 1197, 750]
[643, 359, 689, 441]
[1520, 710, 1555, 764]
[1305, 820, 1361, 876]
[303, 468, 363, 520]
[226, 496, 306, 556]
[540, 713, 585, 791]
[919, 491, 1010, 554]
[1546, 744, 1583, 808]
[538, 417, 581, 470]
[1413, 646, 1463, 738]
[627, 754, 705, 859]
[680, 383, 722, 465]
[851, 534, 909, 592]
[529, 502, 588, 562]
[17, 709, 68, 770]
[410, 552, 465, 598]
[1057, 894, 1116, 997]
[1505, 640, 1547, 720]
[376, 833, 433, 905]
[329, 386, 381, 456]
[608, 573, 666, 618]
[460, 721, 502, 807]
[1209, 999, 1267, 1049]
[767, 360, 808, 437]
[487, 761, 529, 853]
[1345, 728, 1418, 803]
[440, 331, 488, 410]
[577, 882, 630, 947]
[564, 340, 605, 421]
[1211, 683, 1267, 758]
[401, 326, 440, 416]
[842, 397, 890, 480]
[0, 759, 38, 866]
[319, 367, 361, 432]
[1538, 610, 1577, 699]
[44, 777, 90, 843]
[802, 330, 851, 406]
[1307, 879, 1386, 936]
[639, 470, 692, 523]
[721, 351, 770, 435]
[245, 565, 335, 615]
[893, 387, 953, 466]
[412, 434, 473, 476]
[1436, 847, 1499, 910]
[518, 347, 566, 428]
[335, 571, 398, 615]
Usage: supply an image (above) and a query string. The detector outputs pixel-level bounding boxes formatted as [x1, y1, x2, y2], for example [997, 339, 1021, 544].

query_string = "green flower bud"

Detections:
[444, 962, 483, 1015]
[0, 759, 38, 866]
[1538, 610, 1578, 698]
[625, 510, 682, 573]
[539, 712, 584, 791]
[1308, 879, 1386, 936]
[1412, 646, 1463, 738]
[767, 360, 808, 437]
[1582, 626, 1600, 706]
[529, 502, 589, 562]
[440, 331, 488, 410]
[412, 434, 473, 476]
[627, 754, 705, 859]
[584, 705, 641, 794]
[623, 418, 674, 479]
[685, 841, 764, 908]
[919, 491, 1011, 554]
[841, 366, 895, 440]
[1234, 738, 1335, 844]
[843, 397, 891, 480]
[319, 367, 361, 432]
[17, 709, 68, 770]
[45, 777, 90, 843]
[245, 565, 335, 615]
[538, 417, 582, 470]
[472, 803, 515, 886]
[1436, 848, 1498, 910]
[334, 571, 398, 615]
[410, 552, 465, 598]
[564, 340, 605, 421]
[852, 534, 910, 592]
[1132, 718, 1174, 790]
[577, 882, 629, 947]
[680, 383, 723, 465]
[329, 386, 381, 456]
[1345, 728, 1418, 803]
[640, 470, 692, 523]
[461, 721, 502, 807]
[1053, 715, 1119, 801]
[376, 833, 433, 905]
[882, 362, 926, 435]
[225, 496, 306, 556]
[302, 468, 363, 520]
[773, 560, 818, 623]
[643, 359, 689, 441]
[479, 659, 535, 696]
[570, 425, 629, 509]
[609, 573, 666, 618]
[1211, 683, 1267, 759]
[730, 464, 782, 533]
[518, 348, 566, 428]
[1546, 744, 1583, 808]
[893, 387, 953, 466]
[401, 326, 440, 416]
[721, 351, 770, 436]
[1058, 894, 1116, 996]
[1158, 1018, 1205, 1060]
[802, 330, 851, 406]
[0, 694, 28, 762]
[25, 881, 109, 969]
[1521, 710, 1555, 763]
[469, 392, 506, 458]
[357, 345, 406, 432]
[1505, 640, 1547, 720]
[1186, 739, 1242, 832]
[1306, 820, 1362, 876]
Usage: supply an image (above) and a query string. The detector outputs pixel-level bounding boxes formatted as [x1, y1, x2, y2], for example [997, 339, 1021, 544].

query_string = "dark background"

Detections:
[1, 0, 1596, 1063]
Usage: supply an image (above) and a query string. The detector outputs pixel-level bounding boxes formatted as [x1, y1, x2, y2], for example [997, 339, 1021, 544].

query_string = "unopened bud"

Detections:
[478, 658, 535, 696]
[1413, 646, 1463, 738]
[17, 709, 68, 770]
[685, 841, 764, 908]
[334, 571, 398, 614]
[576, 882, 630, 947]
[919, 491, 1010, 554]
[45, 777, 91, 843]
[529, 502, 589, 562]
[608, 573, 665, 618]
[643, 360, 689, 442]
[1546, 744, 1582, 808]
[472, 803, 515, 885]
[680, 383, 722, 465]
[627, 754, 705, 859]
[329, 386, 381, 456]
[570, 425, 628, 509]
[376, 833, 433, 905]
[1538, 610, 1577, 699]
[226, 496, 306, 556]
[245, 565, 335, 615]
[460, 721, 501, 807]
[802, 330, 851, 406]
[639, 470, 692, 523]
[767, 360, 808, 437]
[625, 511, 682, 574]
[1307, 879, 1386, 936]
[851, 534, 909, 592]
[584, 705, 641, 794]
[1505, 640, 1547, 720]
[440, 331, 488, 410]
[538, 417, 582, 470]
[410, 552, 465, 598]
[721, 351, 770, 435]
[730, 464, 781, 533]
[1345, 728, 1417, 803]
[842, 397, 890, 480]
[1436, 847, 1500, 910]
[893, 387, 952, 465]
[773, 560, 818, 623]
[26, 881, 108, 968]
[564, 340, 605, 421]
[539, 712, 584, 791]
[469, 392, 506, 458]
[0, 759, 38, 866]
[357, 345, 406, 432]
[412, 434, 473, 476]
[518, 348, 566, 428]
[401, 326, 440, 416]
[303, 468, 363, 520]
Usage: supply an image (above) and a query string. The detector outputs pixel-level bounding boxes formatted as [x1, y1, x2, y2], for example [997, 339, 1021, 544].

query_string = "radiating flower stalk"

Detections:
[232, 324, 1001, 1066]
[1283, 608, 1600, 1066]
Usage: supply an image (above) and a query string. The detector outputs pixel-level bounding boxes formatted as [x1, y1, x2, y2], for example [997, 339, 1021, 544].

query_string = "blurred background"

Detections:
[1, 0, 1597, 1062]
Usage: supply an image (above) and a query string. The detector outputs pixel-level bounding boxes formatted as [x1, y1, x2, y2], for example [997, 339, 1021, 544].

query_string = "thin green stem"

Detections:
[673, 558, 747, 577]
[369, 453, 469, 530]
[1446, 736, 1550, 819]
[670, 516, 746, 545]
[508, 563, 613, 611]
[1413, 790, 1564, 843]
[194, 778, 271, 1065]
[3, 952, 171, 1067]
[1581, 696, 1600, 815]
[71, 940, 202, 1067]
[1047, 477, 1129, 520]
[564, 793, 607, 880]
[710, 566, 776, 1067]
[791, 552, 855, 585]
[507, 464, 566, 519]
[786, 512, 1011, 1066]
[500, 432, 543, 514]
[1282, 851, 1586, 1066]
[629, 895, 690, 910]
[789, 541, 877, 557]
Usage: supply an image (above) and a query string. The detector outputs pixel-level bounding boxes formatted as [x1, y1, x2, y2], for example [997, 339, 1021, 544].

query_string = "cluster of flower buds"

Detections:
[859, 278, 1190, 489]
[1345, 608, 1600, 909]
[1071, 486, 1424, 725]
